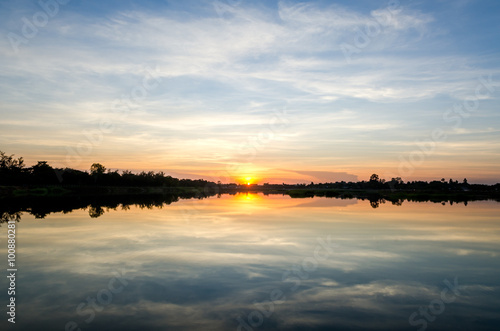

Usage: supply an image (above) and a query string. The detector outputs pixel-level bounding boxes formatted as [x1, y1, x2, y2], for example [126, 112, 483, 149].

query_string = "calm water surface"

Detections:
[2, 194, 500, 330]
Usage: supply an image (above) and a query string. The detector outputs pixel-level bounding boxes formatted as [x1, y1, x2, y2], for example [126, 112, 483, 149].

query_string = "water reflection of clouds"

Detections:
[2, 196, 500, 330]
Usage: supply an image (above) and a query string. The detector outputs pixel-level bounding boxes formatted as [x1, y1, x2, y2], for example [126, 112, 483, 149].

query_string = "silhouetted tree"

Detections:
[31, 161, 52, 175]
[30, 161, 58, 185]
[0, 151, 24, 170]
[0, 151, 26, 185]
[90, 163, 106, 176]
[90, 163, 106, 185]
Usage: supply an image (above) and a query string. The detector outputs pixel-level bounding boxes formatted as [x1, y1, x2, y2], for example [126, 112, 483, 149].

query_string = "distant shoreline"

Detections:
[1, 184, 499, 202]
[2, 152, 498, 204]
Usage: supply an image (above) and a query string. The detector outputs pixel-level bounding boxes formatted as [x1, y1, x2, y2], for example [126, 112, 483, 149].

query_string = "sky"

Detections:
[0, 0, 499, 184]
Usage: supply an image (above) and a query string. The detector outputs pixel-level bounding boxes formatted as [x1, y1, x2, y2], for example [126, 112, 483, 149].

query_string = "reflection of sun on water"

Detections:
[236, 192, 261, 202]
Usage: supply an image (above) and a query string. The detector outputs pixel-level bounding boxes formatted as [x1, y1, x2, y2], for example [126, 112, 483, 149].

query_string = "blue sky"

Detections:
[0, 0, 499, 183]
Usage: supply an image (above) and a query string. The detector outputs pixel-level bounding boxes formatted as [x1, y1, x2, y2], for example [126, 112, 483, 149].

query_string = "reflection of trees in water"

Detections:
[0, 191, 215, 221]
[0, 191, 482, 222]
[357, 194, 474, 209]
[88, 206, 105, 218]
[369, 198, 386, 209]
[1, 211, 22, 224]
[391, 199, 403, 206]
[87, 198, 173, 218]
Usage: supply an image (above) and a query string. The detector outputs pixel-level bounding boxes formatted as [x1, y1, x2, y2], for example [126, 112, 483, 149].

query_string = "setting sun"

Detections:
[245, 177, 252, 185]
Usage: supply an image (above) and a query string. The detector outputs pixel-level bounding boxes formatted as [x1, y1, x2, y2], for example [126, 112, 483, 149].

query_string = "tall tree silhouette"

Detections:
[90, 163, 106, 184]
[90, 163, 106, 176]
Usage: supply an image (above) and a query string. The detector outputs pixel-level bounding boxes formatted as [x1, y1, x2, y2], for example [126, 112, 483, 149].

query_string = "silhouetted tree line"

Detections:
[0, 151, 214, 188]
[2, 152, 499, 195]
[292, 173, 499, 193]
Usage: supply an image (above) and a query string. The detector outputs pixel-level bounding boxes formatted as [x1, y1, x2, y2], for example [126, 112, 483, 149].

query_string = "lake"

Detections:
[2, 193, 500, 330]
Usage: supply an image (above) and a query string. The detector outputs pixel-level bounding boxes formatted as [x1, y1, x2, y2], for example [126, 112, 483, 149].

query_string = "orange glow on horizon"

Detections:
[242, 176, 256, 186]
[28, 154, 498, 185]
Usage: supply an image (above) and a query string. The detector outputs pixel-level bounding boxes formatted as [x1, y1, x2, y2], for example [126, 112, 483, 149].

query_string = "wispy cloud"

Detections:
[0, 0, 498, 182]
